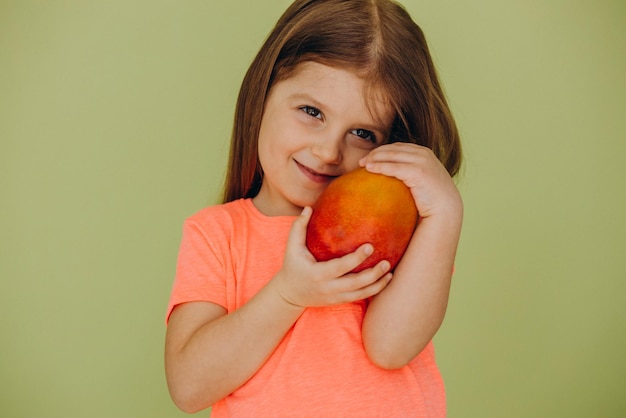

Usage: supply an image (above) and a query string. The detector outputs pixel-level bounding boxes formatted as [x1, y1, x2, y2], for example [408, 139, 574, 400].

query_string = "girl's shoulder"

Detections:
[187, 198, 296, 227]
[183, 199, 253, 237]
[188, 198, 252, 223]
[181, 199, 295, 258]
[177, 200, 253, 255]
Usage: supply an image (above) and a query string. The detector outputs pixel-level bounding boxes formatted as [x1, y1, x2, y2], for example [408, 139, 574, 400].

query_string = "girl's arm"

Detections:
[165, 285, 303, 413]
[165, 208, 391, 413]
[359, 143, 463, 370]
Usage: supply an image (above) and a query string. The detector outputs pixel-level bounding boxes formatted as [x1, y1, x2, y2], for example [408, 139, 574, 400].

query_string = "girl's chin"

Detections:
[288, 196, 320, 213]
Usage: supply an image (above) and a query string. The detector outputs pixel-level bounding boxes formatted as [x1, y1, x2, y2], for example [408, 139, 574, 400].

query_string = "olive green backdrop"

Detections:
[1, 1, 624, 417]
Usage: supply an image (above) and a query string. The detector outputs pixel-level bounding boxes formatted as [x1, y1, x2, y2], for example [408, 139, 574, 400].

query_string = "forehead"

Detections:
[275, 60, 394, 125]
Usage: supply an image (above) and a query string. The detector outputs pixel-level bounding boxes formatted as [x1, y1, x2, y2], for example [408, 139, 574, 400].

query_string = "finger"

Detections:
[349, 259, 391, 287]
[322, 243, 374, 276]
[287, 206, 313, 247]
[360, 162, 426, 191]
[342, 271, 393, 302]
[361, 143, 425, 164]
[366, 149, 430, 168]
[331, 259, 392, 294]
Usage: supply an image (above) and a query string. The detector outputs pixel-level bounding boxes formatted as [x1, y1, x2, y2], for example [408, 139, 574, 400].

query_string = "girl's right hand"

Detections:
[273, 206, 392, 308]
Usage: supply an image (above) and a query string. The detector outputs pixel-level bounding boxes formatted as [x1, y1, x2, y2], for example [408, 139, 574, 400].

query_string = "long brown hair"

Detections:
[222, 0, 461, 203]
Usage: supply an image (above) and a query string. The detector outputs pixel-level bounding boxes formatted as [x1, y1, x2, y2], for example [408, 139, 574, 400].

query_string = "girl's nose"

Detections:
[311, 135, 342, 165]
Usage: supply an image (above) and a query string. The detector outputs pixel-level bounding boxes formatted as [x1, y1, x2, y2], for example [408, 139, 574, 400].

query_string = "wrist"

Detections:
[421, 190, 462, 219]
[266, 273, 307, 314]
[417, 205, 463, 238]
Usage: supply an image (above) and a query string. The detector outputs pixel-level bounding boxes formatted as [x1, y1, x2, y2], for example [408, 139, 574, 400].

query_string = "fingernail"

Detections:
[364, 244, 374, 255]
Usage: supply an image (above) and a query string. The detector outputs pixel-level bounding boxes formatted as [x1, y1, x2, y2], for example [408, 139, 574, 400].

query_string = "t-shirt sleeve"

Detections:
[165, 216, 228, 324]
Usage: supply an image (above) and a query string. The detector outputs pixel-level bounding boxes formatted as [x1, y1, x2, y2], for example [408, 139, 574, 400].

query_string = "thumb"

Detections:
[288, 206, 313, 247]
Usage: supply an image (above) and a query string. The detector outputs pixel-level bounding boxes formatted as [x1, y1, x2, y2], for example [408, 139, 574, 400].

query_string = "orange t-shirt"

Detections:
[167, 199, 446, 417]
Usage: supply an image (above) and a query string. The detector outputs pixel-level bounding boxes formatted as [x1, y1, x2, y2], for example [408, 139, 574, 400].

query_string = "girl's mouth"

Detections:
[295, 160, 338, 184]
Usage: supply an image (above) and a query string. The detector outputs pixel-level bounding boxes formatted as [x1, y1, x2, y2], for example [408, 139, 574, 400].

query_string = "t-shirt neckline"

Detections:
[242, 198, 299, 224]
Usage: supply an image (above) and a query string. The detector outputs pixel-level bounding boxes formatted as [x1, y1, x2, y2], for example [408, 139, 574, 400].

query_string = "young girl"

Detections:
[165, 0, 463, 416]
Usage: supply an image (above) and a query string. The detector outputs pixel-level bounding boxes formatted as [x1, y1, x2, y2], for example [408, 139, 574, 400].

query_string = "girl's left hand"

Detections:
[359, 142, 462, 221]
[359, 143, 462, 368]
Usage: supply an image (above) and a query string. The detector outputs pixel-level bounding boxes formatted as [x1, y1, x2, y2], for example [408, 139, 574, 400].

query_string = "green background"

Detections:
[1, 0, 625, 417]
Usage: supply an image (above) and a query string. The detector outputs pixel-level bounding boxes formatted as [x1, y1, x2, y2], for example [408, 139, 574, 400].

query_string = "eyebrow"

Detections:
[288, 93, 324, 109]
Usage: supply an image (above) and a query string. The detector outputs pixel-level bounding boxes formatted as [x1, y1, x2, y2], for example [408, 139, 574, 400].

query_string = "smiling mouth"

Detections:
[295, 160, 338, 184]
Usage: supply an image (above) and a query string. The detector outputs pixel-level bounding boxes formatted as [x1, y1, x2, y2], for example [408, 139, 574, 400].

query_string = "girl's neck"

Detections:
[251, 194, 301, 217]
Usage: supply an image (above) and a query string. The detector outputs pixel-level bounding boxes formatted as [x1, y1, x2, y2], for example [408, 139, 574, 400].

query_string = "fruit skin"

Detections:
[306, 167, 418, 273]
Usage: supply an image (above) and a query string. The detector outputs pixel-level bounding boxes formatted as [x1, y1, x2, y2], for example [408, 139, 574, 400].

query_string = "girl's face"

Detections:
[253, 61, 394, 216]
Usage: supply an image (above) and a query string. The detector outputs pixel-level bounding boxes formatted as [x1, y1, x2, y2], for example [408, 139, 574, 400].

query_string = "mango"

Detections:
[306, 167, 418, 273]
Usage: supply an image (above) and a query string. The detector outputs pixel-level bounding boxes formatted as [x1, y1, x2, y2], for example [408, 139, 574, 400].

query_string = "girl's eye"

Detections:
[300, 105, 322, 119]
[352, 128, 377, 143]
